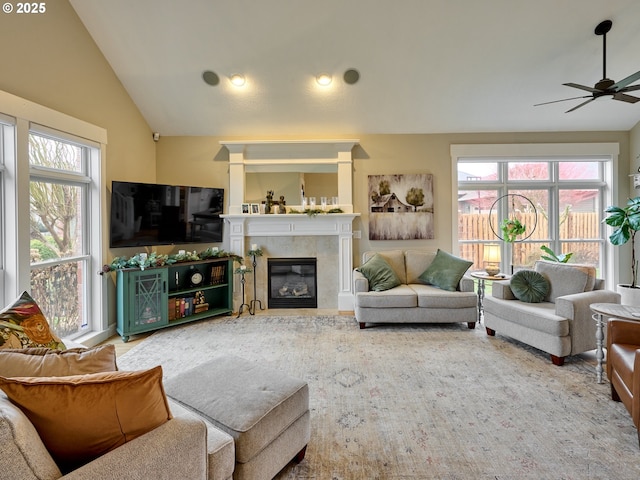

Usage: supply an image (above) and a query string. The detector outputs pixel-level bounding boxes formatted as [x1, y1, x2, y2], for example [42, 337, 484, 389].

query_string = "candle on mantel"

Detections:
[251, 244, 258, 251]
[212, 247, 219, 253]
[240, 265, 246, 271]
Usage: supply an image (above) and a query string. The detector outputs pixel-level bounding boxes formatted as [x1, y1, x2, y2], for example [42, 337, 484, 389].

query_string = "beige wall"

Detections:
[0, 0, 156, 187]
[157, 132, 631, 273]
[631, 120, 640, 177]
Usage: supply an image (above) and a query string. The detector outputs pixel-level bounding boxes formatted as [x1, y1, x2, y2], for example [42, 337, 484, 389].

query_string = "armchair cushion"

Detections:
[534, 261, 596, 303]
[510, 270, 549, 303]
[357, 253, 401, 292]
[418, 249, 473, 292]
[0, 344, 117, 377]
[0, 366, 172, 474]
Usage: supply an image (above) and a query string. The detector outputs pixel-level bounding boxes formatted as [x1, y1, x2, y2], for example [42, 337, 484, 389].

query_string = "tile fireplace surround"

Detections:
[220, 140, 360, 311]
[222, 214, 359, 311]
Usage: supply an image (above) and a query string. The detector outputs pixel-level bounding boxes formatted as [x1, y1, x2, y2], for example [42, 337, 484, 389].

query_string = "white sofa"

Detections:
[353, 249, 478, 329]
[483, 260, 620, 366]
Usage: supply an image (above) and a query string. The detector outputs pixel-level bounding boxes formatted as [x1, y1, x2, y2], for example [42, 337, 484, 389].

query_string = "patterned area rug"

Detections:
[118, 315, 639, 479]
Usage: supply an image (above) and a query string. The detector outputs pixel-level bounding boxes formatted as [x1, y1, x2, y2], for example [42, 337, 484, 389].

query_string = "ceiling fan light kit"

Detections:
[536, 19, 640, 112]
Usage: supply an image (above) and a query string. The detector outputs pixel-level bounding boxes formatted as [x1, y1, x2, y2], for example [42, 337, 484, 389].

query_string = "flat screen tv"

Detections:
[109, 181, 224, 248]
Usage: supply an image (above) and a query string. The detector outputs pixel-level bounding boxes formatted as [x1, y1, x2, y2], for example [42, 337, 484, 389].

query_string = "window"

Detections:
[29, 131, 95, 338]
[0, 89, 106, 343]
[0, 114, 16, 308]
[452, 144, 617, 285]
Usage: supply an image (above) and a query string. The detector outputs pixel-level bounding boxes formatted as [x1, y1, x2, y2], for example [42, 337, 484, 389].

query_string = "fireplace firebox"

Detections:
[267, 258, 317, 308]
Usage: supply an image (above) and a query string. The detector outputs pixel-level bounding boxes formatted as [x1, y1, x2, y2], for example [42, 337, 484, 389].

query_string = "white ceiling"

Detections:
[69, 0, 640, 137]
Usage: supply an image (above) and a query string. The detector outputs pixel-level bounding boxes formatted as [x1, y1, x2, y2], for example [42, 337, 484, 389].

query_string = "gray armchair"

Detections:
[483, 261, 620, 365]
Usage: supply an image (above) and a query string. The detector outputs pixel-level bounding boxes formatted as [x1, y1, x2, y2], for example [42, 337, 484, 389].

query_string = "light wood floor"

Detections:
[102, 309, 345, 357]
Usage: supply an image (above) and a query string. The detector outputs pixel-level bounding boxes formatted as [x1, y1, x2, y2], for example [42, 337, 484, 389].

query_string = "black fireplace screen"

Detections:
[267, 258, 317, 308]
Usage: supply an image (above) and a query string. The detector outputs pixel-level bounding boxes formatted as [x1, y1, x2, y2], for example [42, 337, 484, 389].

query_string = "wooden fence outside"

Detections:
[459, 212, 601, 270]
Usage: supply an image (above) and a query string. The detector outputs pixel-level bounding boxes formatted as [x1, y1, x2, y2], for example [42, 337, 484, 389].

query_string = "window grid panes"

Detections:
[29, 133, 91, 338]
[458, 159, 605, 274]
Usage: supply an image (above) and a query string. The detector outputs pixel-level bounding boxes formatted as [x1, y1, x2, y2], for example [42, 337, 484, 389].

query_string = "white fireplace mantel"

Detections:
[221, 213, 359, 311]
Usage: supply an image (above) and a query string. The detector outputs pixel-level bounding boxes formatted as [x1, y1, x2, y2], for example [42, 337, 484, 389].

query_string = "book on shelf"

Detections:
[169, 296, 197, 319]
[194, 303, 209, 314]
[210, 264, 226, 285]
[168, 298, 176, 321]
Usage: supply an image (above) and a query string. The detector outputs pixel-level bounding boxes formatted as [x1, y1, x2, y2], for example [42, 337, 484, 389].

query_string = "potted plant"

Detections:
[604, 196, 640, 304]
[500, 218, 526, 242]
[540, 245, 573, 263]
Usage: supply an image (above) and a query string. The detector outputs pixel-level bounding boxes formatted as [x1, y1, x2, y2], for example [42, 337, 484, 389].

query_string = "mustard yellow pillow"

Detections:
[0, 366, 172, 473]
[0, 291, 65, 350]
[0, 344, 117, 377]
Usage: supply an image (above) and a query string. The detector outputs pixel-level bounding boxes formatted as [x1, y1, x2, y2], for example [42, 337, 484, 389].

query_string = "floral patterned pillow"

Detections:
[0, 291, 65, 350]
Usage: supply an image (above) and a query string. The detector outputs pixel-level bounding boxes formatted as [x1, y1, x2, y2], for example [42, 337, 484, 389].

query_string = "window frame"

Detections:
[0, 89, 107, 345]
[451, 143, 618, 288]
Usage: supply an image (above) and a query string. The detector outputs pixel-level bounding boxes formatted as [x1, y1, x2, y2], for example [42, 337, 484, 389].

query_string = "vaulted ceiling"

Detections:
[69, 0, 640, 136]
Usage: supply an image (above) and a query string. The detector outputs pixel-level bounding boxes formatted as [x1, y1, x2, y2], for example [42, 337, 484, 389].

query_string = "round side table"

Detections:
[469, 271, 511, 324]
[590, 303, 640, 383]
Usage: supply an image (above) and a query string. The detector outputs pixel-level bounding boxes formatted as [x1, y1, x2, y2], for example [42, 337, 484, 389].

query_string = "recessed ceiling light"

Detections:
[316, 73, 332, 86]
[202, 70, 219, 86]
[230, 74, 246, 86]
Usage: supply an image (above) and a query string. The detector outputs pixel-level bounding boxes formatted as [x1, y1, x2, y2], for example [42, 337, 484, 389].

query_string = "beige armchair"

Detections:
[607, 318, 640, 447]
[484, 261, 620, 366]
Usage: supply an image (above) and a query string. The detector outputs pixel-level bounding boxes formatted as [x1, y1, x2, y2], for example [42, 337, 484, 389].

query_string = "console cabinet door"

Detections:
[117, 269, 168, 339]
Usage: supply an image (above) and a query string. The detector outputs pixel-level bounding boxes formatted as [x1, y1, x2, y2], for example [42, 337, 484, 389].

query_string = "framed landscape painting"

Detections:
[368, 173, 434, 240]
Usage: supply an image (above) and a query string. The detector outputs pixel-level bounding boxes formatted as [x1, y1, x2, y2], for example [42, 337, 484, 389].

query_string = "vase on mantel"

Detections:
[617, 284, 640, 306]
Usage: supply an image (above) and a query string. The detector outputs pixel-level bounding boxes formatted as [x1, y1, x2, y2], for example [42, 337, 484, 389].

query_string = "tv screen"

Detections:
[109, 181, 224, 248]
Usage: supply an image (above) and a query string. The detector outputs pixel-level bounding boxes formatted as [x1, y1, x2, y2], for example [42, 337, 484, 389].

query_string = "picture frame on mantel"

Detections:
[251, 203, 260, 214]
[241, 203, 250, 214]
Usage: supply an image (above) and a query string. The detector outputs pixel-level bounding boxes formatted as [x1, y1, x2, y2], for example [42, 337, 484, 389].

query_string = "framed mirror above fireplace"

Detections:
[221, 139, 359, 215]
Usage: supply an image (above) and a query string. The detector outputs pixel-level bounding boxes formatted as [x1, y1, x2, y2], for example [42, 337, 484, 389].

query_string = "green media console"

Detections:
[116, 257, 233, 342]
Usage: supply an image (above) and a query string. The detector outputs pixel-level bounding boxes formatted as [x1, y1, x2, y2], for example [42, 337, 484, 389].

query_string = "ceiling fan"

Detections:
[535, 19, 640, 113]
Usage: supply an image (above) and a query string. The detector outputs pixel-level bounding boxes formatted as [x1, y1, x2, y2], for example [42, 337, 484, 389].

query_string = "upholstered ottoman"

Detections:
[164, 355, 310, 480]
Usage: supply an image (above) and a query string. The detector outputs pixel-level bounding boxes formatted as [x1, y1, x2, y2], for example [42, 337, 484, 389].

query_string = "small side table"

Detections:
[590, 303, 639, 384]
[469, 271, 511, 324]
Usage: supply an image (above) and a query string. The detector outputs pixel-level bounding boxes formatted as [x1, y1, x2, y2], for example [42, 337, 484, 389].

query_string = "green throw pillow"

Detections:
[510, 269, 550, 303]
[418, 249, 473, 292]
[357, 253, 401, 292]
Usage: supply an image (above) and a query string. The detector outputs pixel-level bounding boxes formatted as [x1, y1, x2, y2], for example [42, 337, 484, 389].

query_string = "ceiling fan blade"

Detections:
[620, 84, 640, 93]
[613, 92, 640, 103]
[611, 70, 640, 90]
[534, 95, 591, 107]
[565, 97, 596, 113]
[563, 82, 601, 93]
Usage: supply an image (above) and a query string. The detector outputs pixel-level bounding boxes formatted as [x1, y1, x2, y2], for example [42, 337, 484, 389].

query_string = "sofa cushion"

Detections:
[355, 285, 417, 308]
[362, 250, 406, 284]
[169, 399, 235, 480]
[0, 366, 172, 474]
[0, 344, 117, 377]
[357, 253, 401, 291]
[405, 250, 437, 284]
[410, 284, 477, 309]
[0, 291, 65, 350]
[483, 296, 570, 337]
[534, 261, 596, 303]
[418, 249, 473, 292]
[0, 395, 62, 480]
[510, 270, 550, 303]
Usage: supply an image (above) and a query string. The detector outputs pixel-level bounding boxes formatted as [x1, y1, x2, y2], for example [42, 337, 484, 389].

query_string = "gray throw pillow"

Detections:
[357, 253, 401, 292]
[510, 269, 550, 303]
[418, 249, 473, 292]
